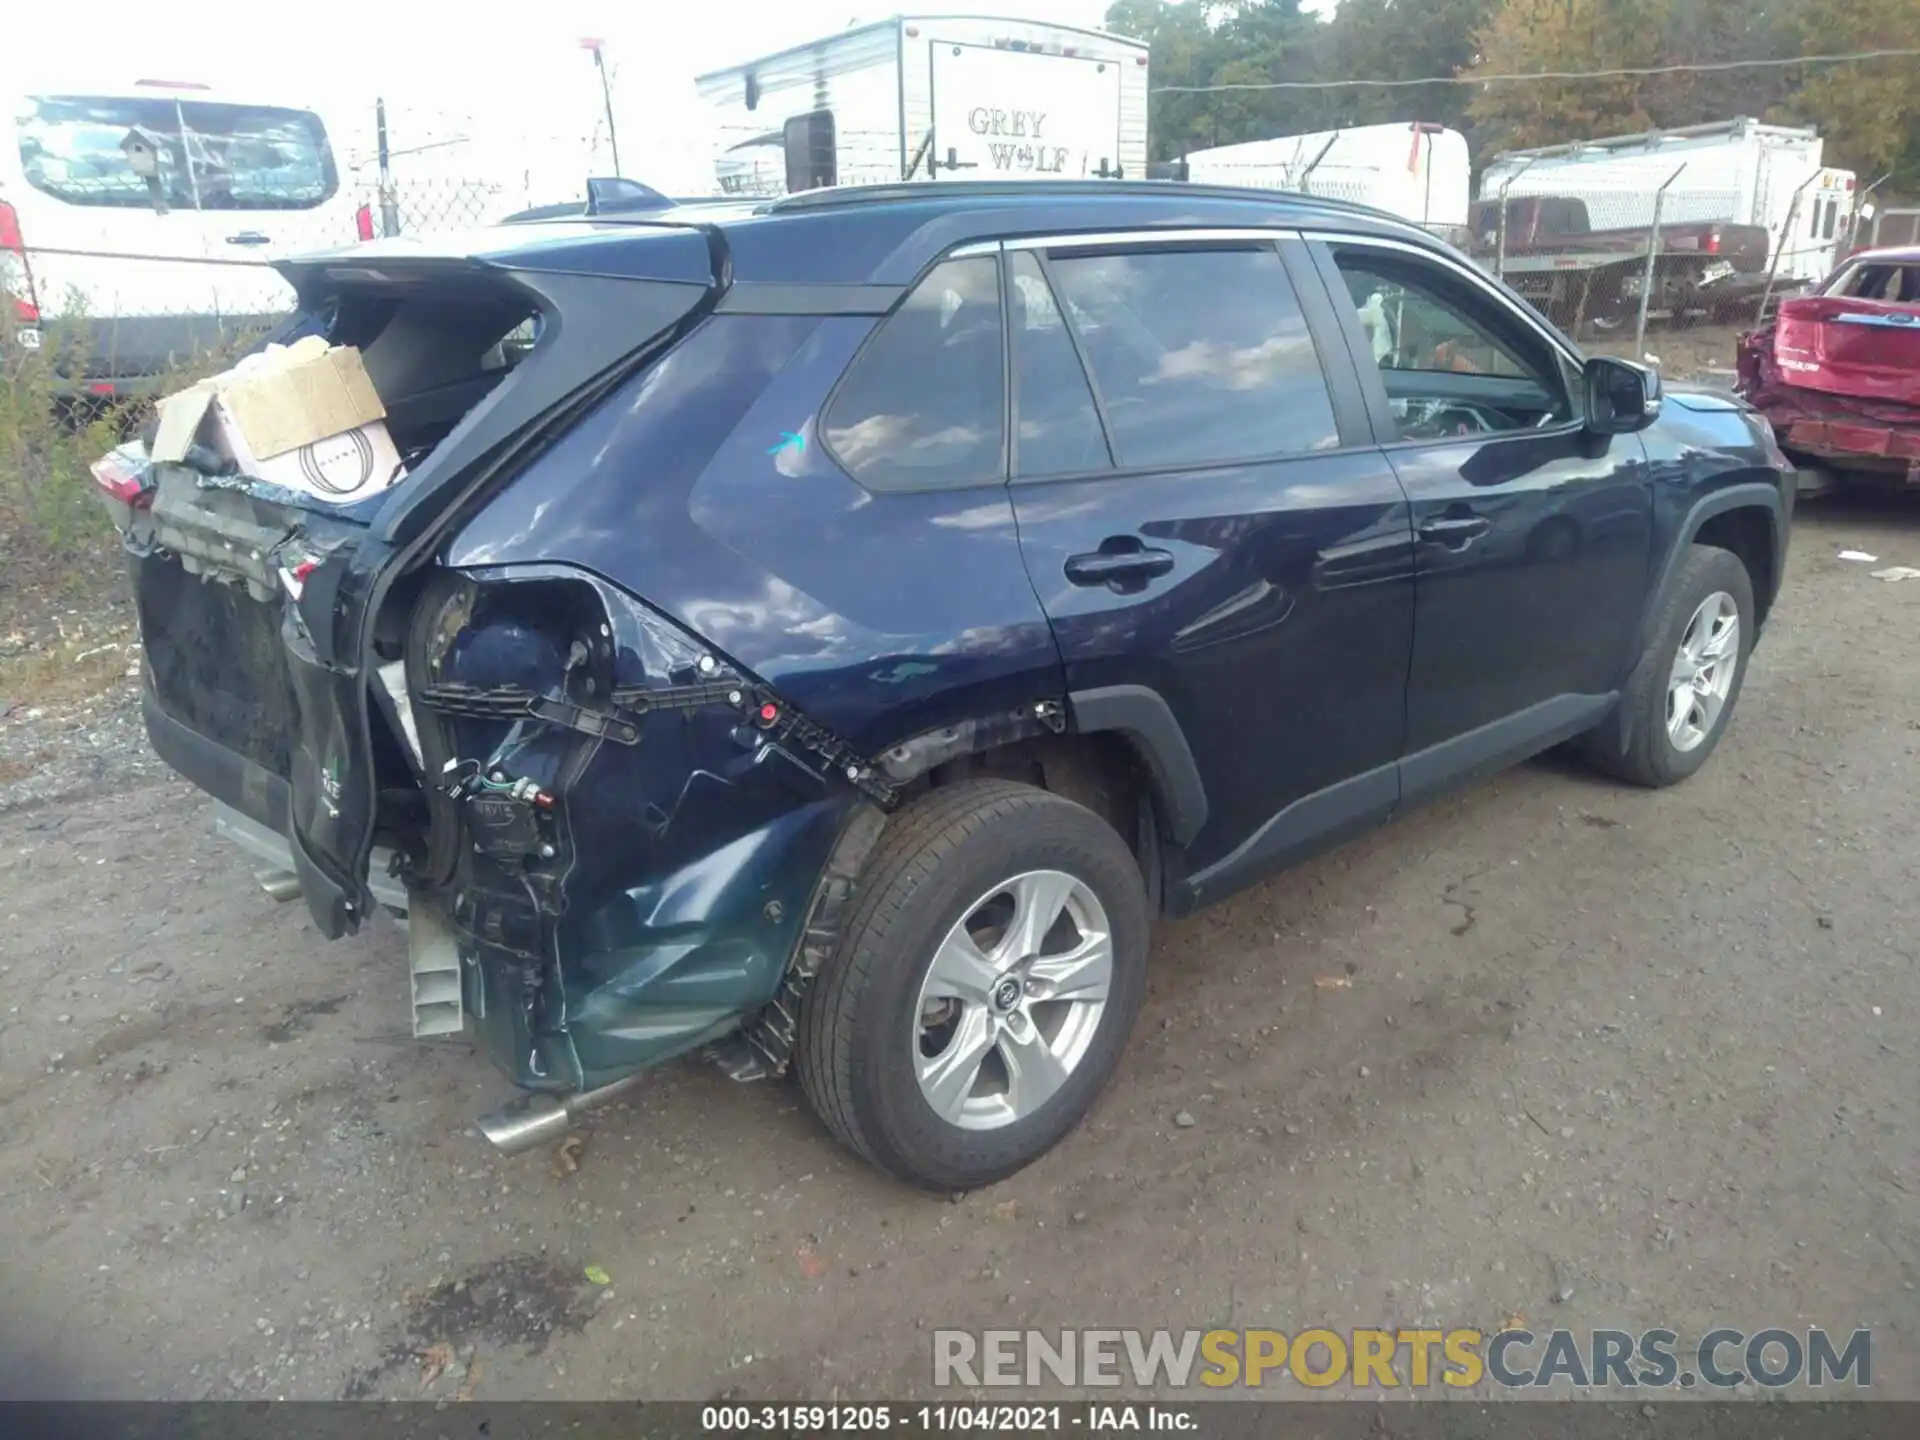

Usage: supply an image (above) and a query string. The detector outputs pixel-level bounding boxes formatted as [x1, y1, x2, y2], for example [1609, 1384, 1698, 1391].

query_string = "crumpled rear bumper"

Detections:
[1736, 331, 1920, 478]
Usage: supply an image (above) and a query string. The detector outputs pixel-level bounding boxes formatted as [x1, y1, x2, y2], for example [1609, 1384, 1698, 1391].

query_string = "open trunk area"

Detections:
[121, 226, 720, 933]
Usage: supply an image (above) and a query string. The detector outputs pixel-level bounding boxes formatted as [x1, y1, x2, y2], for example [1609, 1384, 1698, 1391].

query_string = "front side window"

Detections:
[17, 95, 337, 210]
[1333, 248, 1571, 440]
[824, 256, 1005, 491]
[1043, 245, 1340, 468]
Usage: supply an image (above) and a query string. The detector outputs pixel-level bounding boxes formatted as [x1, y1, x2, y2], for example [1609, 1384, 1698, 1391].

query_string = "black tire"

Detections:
[795, 779, 1151, 1191]
[1585, 543, 1755, 787]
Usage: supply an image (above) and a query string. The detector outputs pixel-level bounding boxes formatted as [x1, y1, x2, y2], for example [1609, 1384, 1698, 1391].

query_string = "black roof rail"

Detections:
[761, 178, 1403, 220]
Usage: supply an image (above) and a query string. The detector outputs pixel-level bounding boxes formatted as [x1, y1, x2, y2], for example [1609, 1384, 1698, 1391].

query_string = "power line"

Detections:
[1150, 47, 1920, 94]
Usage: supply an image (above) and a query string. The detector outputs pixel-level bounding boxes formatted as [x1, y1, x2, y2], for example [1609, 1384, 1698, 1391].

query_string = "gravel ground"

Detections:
[0, 496, 1914, 1403]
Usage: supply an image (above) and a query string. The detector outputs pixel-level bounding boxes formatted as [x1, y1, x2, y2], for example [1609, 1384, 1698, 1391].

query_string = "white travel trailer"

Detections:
[1180, 123, 1471, 239]
[695, 14, 1150, 197]
[1478, 118, 1858, 285]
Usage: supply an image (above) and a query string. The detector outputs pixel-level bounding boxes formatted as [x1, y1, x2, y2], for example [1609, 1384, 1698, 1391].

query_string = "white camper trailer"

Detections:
[695, 15, 1150, 198]
[1478, 119, 1858, 285]
[1180, 123, 1471, 240]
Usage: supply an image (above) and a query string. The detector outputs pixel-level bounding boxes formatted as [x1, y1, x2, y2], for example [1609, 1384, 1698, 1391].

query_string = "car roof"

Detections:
[1842, 245, 1920, 266]
[14, 82, 324, 113]
[292, 182, 1443, 289]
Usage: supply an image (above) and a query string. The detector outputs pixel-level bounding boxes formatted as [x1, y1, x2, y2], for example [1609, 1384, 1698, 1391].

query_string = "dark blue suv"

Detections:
[120, 182, 1793, 1189]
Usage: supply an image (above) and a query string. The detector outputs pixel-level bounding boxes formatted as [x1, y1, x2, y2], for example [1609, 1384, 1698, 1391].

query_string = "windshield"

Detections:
[17, 94, 338, 211]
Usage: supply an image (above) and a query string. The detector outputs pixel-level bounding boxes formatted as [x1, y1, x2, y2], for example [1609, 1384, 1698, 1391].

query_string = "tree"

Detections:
[1104, 0, 1326, 158]
[1464, 0, 1673, 153]
[1780, 0, 1920, 193]
[1319, 0, 1497, 134]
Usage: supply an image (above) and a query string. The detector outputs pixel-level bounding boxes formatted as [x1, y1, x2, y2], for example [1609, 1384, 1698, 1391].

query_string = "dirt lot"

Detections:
[0, 497, 1915, 1404]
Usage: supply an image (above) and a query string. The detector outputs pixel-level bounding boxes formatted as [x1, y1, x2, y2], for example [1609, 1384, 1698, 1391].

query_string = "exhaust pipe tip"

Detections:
[475, 1094, 572, 1155]
[475, 1071, 650, 1156]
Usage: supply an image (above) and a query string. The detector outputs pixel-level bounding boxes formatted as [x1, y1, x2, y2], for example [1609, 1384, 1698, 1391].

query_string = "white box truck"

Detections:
[694, 15, 1150, 197]
[1478, 119, 1858, 288]
[1179, 122, 1472, 242]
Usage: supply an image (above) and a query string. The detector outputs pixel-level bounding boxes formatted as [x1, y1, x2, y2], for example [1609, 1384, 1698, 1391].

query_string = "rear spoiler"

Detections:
[499, 178, 723, 226]
[585, 177, 672, 215]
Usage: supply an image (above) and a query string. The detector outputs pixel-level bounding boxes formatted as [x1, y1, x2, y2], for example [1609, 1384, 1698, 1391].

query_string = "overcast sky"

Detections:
[21, 0, 1120, 193]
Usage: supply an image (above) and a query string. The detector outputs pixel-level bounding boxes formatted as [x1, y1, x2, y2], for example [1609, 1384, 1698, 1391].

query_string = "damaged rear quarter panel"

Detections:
[446, 314, 1065, 754]
[435, 313, 1065, 1089]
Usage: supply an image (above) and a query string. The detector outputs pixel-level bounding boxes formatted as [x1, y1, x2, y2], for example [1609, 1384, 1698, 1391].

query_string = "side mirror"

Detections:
[1584, 355, 1661, 435]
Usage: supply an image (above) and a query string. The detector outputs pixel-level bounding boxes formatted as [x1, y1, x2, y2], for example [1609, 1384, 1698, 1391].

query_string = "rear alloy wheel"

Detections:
[796, 780, 1150, 1190]
[1586, 543, 1754, 787]
[913, 870, 1113, 1131]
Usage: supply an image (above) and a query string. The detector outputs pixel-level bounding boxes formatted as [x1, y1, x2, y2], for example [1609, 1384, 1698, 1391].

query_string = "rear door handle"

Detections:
[1065, 545, 1176, 588]
[1418, 515, 1491, 546]
[225, 231, 271, 246]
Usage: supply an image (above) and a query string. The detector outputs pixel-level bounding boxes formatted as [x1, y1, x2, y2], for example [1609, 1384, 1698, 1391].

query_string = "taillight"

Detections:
[1703, 230, 1721, 255]
[90, 446, 156, 508]
[355, 204, 374, 242]
[0, 200, 40, 324]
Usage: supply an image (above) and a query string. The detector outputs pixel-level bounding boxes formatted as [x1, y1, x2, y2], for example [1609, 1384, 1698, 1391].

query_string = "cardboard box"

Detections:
[152, 337, 406, 504]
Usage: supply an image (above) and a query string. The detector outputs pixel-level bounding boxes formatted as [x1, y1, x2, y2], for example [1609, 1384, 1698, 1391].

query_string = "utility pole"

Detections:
[580, 38, 622, 177]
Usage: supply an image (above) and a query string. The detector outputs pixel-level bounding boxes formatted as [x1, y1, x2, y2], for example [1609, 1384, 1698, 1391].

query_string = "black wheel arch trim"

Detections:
[1640, 483, 1785, 650]
[1608, 481, 1784, 754]
[1068, 684, 1208, 847]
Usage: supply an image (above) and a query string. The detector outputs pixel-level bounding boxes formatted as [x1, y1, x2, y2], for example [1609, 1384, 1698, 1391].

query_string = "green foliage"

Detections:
[0, 318, 124, 563]
[0, 306, 259, 608]
[1105, 0, 1338, 158]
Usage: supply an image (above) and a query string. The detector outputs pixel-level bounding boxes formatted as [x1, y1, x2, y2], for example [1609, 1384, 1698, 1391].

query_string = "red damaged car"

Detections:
[1737, 246, 1920, 485]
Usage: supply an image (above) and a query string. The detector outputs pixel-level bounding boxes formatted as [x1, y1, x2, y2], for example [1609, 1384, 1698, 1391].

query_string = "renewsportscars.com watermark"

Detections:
[934, 1328, 1872, 1391]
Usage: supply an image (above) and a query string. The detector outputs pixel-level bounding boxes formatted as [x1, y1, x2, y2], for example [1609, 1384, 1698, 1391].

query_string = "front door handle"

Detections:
[1418, 514, 1491, 547]
[1064, 544, 1176, 588]
[225, 231, 271, 246]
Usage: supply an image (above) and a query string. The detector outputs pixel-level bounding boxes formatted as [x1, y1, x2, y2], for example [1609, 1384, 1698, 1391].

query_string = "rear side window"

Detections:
[1008, 252, 1111, 477]
[17, 95, 337, 210]
[1044, 246, 1339, 468]
[824, 257, 1005, 491]
[1830, 262, 1920, 303]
